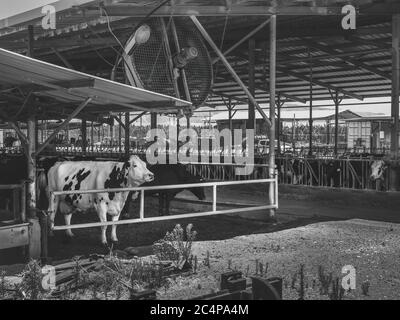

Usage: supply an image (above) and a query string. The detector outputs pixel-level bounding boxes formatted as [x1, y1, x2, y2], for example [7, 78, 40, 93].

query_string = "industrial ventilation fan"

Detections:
[121, 17, 213, 112]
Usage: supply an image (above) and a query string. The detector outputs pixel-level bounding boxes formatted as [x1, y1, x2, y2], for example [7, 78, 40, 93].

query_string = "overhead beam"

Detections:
[212, 18, 271, 65]
[102, 5, 342, 17]
[305, 40, 391, 80]
[129, 111, 147, 125]
[216, 73, 307, 104]
[51, 47, 74, 69]
[35, 97, 92, 155]
[276, 65, 364, 101]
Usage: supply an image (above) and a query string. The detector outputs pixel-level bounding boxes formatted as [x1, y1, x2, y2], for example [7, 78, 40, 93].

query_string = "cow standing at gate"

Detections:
[47, 155, 154, 245]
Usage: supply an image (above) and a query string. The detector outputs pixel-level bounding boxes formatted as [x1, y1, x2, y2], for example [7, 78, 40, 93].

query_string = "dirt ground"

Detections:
[157, 219, 400, 300]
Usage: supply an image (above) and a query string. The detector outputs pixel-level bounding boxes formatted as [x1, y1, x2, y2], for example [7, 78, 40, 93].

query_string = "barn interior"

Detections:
[1, 0, 400, 261]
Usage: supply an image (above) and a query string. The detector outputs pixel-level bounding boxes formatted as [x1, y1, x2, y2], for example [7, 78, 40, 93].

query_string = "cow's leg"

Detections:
[47, 188, 59, 237]
[58, 201, 74, 238]
[97, 202, 108, 246]
[64, 213, 74, 238]
[110, 213, 120, 245]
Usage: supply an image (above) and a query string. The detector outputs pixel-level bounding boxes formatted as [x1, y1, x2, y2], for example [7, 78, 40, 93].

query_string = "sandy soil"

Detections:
[157, 219, 400, 300]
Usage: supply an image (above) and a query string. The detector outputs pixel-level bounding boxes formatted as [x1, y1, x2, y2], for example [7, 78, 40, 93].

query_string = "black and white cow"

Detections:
[140, 164, 206, 216]
[46, 155, 154, 245]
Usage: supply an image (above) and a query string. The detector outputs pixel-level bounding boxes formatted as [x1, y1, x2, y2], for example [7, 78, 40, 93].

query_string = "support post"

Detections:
[151, 113, 157, 129]
[27, 114, 41, 259]
[125, 112, 130, 157]
[309, 48, 313, 156]
[276, 94, 283, 154]
[268, 15, 277, 218]
[334, 91, 340, 155]
[248, 38, 256, 131]
[27, 25, 34, 58]
[81, 118, 87, 155]
[391, 14, 400, 160]
[326, 120, 330, 145]
[119, 113, 122, 152]
[91, 121, 94, 152]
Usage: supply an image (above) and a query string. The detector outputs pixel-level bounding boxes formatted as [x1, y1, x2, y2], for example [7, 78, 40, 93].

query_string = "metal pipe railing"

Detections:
[50, 178, 278, 231]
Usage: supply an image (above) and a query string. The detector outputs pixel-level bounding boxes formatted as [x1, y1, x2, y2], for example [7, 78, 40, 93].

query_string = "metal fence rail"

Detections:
[50, 178, 278, 231]
[185, 157, 392, 191]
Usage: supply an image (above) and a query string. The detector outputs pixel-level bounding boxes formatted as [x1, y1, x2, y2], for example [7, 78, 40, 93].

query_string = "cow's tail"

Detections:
[36, 169, 48, 209]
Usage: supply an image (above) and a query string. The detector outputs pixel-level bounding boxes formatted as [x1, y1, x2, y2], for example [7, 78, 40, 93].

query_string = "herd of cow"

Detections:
[0, 155, 206, 245]
[275, 157, 390, 190]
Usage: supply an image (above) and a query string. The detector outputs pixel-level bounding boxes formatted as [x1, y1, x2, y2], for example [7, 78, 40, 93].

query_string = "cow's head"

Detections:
[370, 160, 387, 181]
[127, 155, 154, 185]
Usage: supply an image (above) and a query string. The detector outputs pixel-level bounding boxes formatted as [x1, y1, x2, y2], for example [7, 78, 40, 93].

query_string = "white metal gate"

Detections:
[50, 177, 278, 231]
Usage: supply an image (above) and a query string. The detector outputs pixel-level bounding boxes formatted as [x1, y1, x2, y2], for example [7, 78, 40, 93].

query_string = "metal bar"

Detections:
[27, 115, 36, 218]
[52, 178, 275, 196]
[212, 185, 217, 212]
[103, 5, 342, 17]
[151, 113, 157, 129]
[160, 18, 181, 99]
[140, 190, 144, 220]
[268, 15, 277, 218]
[53, 204, 277, 231]
[27, 25, 34, 58]
[248, 38, 256, 131]
[35, 98, 92, 156]
[171, 18, 191, 101]
[333, 91, 340, 155]
[129, 111, 147, 125]
[51, 47, 74, 69]
[391, 14, 400, 160]
[20, 182, 26, 223]
[81, 118, 87, 154]
[190, 15, 271, 128]
[309, 48, 313, 156]
[212, 18, 271, 65]
[274, 175, 279, 209]
[124, 112, 130, 157]
[112, 114, 125, 130]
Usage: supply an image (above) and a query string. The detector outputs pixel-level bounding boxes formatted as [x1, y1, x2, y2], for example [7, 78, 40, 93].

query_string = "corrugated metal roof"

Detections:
[0, 48, 191, 120]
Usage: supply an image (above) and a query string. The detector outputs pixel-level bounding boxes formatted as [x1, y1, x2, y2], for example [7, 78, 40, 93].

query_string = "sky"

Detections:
[0, 0, 55, 19]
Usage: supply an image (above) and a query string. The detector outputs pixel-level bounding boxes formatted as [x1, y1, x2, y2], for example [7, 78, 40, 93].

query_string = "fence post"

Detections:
[140, 190, 145, 220]
[20, 182, 26, 223]
[275, 170, 279, 209]
[212, 185, 217, 212]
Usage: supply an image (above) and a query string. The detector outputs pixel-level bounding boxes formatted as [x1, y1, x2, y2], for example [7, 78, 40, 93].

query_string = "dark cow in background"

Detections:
[323, 160, 341, 187]
[138, 164, 206, 216]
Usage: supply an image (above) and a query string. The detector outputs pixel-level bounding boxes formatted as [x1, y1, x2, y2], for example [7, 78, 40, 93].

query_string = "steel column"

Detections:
[27, 115, 36, 218]
[309, 48, 313, 156]
[81, 119, 87, 154]
[268, 15, 277, 218]
[248, 38, 256, 131]
[151, 113, 157, 129]
[125, 112, 130, 157]
[391, 14, 400, 159]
